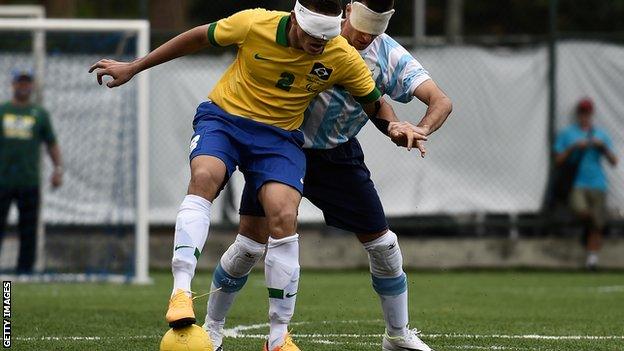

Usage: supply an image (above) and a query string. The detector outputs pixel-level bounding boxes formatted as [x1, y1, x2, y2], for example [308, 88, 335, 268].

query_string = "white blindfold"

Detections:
[350, 1, 395, 36]
[294, 0, 343, 40]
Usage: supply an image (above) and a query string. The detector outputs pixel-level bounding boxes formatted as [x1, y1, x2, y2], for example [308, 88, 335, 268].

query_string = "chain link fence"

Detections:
[1, 5, 622, 238]
[144, 38, 623, 238]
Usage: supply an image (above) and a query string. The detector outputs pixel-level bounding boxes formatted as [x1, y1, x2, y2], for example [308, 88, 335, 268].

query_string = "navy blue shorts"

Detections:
[190, 101, 306, 195]
[240, 137, 388, 234]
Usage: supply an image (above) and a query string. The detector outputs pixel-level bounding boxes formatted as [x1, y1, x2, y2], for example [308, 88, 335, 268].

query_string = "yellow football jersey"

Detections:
[207, 8, 381, 130]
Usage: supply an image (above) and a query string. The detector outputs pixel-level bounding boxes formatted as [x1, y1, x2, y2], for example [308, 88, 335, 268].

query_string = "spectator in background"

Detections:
[554, 98, 618, 270]
[0, 70, 63, 274]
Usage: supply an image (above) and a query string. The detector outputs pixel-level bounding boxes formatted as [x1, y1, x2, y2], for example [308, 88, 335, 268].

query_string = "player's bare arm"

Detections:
[413, 79, 453, 136]
[46, 142, 63, 188]
[592, 138, 618, 166]
[605, 150, 618, 166]
[89, 25, 211, 88]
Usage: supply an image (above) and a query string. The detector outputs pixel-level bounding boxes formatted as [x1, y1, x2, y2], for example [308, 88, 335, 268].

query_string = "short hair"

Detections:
[299, 0, 343, 16]
[354, 0, 394, 13]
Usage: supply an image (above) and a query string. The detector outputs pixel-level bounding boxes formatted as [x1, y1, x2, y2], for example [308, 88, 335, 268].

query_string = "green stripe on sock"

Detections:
[194, 248, 201, 260]
[268, 288, 284, 299]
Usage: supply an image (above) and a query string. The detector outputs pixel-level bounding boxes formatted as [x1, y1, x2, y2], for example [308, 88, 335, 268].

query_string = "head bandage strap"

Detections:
[294, 0, 342, 40]
[350, 1, 395, 35]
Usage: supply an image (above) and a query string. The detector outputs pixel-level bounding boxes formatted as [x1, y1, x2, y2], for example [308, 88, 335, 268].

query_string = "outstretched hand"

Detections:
[88, 59, 137, 88]
[388, 122, 429, 157]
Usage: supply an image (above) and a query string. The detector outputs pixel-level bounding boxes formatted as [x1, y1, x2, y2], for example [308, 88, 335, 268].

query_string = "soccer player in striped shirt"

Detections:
[205, 1, 452, 350]
[90, 1, 426, 350]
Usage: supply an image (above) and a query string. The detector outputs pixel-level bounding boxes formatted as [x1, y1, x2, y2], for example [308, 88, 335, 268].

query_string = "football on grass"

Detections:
[160, 324, 213, 351]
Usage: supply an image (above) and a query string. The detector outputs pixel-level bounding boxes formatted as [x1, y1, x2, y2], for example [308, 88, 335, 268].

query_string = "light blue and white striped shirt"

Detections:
[302, 34, 431, 149]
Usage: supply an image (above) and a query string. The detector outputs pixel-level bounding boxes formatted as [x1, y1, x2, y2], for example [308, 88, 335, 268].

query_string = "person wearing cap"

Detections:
[554, 98, 617, 270]
[204, 1, 452, 350]
[0, 71, 63, 274]
[90, 1, 426, 350]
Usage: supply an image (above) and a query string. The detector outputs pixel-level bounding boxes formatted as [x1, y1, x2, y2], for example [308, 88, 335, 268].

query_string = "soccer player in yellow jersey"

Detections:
[90, 1, 425, 350]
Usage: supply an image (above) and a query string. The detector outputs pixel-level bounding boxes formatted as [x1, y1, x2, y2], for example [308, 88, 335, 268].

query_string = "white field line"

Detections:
[12, 335, 540, 351]
[223, 321, 624, 341]
[222, 319, 380, 337]
[14, 333, 624, 342]
[225, 333, 624, 341]
[14, 318, 624, 343]
[304, 340, 530, 350]
[595, 285, 624, 293]
[448, 346, 531, 351]
[427, 333, 624, 340]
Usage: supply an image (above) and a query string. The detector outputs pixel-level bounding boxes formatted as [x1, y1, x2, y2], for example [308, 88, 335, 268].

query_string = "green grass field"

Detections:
[12, 270, 624, 350]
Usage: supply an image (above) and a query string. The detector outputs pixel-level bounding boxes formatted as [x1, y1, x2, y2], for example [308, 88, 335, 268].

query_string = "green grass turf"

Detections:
[11, 270, 624, 350]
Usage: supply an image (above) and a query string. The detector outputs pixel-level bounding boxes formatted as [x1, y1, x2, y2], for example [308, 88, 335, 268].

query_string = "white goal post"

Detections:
[0, 18, 150, 284]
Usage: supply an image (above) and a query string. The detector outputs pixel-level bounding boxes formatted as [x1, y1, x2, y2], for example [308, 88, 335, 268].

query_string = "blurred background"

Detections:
[0, 0, 623, 280]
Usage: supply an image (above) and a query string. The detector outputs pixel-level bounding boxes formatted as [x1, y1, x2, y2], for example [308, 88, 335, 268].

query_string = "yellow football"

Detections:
[160, 324, 213, 351]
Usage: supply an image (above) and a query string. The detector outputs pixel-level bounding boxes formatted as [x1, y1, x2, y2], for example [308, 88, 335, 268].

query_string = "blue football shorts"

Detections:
[189, 101, 306, 196]
[239, 137, 388, 234]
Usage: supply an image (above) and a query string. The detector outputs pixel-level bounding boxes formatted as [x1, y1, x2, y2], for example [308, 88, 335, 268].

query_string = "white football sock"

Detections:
[379, 289, 409, 337]
[363, 230, 409, 337]
[171, 194, 211, 295]
[206, 234, 266, 325]
[265, 234, 300, 350]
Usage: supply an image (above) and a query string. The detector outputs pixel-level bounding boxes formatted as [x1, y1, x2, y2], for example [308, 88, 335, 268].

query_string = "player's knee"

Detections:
[239, 217, 269, 243]
[266, 207, 298, 236]
[220, 234, 266, 278]
[189, 167, 223, 196]
[363, 230, 404, 278]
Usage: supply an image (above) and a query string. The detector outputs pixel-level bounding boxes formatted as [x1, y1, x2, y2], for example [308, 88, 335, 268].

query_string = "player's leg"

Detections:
[167, 102, 238, 328]
[231, 116, 305, 350]
[204, 211, 268, 350]
[15, 187, 40, 274]
[304, 139, 431, 351]
[258, 182, 302, 351]
[168, 155, 228, 328]
[171, 155, 227, 293]
[360, 230, 433, 351]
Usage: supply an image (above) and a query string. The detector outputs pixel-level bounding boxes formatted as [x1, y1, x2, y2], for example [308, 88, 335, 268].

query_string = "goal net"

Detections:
[0, 18, 149, 283]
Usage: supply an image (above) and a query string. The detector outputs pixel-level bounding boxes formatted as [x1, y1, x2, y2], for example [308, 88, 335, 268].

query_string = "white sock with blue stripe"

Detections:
[206, 234, 266, 326]
[363, 230, 409, 337]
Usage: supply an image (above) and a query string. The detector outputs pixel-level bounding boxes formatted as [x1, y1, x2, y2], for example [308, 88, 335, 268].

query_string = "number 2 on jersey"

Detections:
[276, 72, 295, 92]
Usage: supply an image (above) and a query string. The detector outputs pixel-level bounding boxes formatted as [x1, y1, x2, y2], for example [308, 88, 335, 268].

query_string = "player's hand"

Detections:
[88, 59, 137, 88]
[414, 140, 427, 158]
[388, 122, 428, 154]
[591, 138, 606, 152]
[574, 139, 589, 150]
[51, 168, 63, 188]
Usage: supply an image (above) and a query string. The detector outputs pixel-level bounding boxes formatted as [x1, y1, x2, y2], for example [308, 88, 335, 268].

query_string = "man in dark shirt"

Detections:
[0, 70, 63, 274]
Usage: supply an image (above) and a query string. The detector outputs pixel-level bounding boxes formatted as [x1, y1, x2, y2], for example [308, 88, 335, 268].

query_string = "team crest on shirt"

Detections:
[2, 114, 35, 139]
[309, 62, 333, 81]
